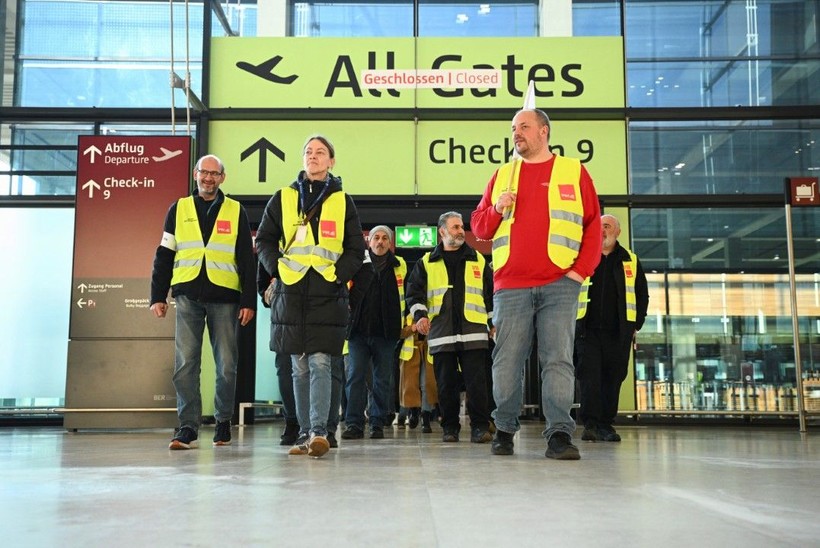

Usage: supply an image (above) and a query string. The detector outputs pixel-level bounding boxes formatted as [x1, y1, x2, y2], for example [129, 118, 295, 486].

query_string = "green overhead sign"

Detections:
[395, 226, 437, 248]
[209, 119, 626, 197]
[210, 37, 625, 109]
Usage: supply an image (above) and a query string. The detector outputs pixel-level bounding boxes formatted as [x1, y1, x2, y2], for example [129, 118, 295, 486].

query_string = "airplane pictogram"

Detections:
[152, 147, 183, 162]
[236, 55, 298, 84]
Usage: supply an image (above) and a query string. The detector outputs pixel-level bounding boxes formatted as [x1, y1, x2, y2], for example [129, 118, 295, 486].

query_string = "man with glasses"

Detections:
[150, 154, 256, 450]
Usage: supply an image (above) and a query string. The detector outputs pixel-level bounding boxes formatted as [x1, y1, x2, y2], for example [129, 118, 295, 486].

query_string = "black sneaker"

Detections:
[442, 430, 459, 442]
[280, 421, 301, 446]
[581, 426, 600, 442]
[169, 426, 198, 450]
[546, 432, 581, 460]
[327, 432, 338, 448]
[288, 433, 309, 455]
[341, 425, 364, 440]
[599, 426, 621, 442]
[470, 428, 492, 443]
[370, 426, 385, 439]
[213, 420, 232, 446]
[491, 430, 514, 455]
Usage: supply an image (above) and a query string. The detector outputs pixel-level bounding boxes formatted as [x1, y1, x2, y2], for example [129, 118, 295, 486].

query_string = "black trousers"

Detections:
[433, 348, 491, 433]
[576, 328, 633, 428]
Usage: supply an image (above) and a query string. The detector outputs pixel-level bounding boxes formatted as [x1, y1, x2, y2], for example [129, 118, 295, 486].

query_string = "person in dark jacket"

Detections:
[257, 262, 345, 448]
[150, 154, 256, 450]
[405, 211, 494, 443]
[575, 214, 649, 442]
[341, 225, 406, 440]
[255, 135, 364, 458]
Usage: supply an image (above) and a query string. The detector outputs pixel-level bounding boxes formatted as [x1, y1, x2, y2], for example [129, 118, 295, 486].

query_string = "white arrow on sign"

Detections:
[83, 145, 102, 163]
[82, 179, 100, 198]
[399, 229, 413, 244]
[77, 283, 87, 293]
[77, 298, 86, 309]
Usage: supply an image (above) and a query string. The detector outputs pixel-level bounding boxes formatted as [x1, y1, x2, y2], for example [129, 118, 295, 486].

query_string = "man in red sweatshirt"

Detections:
[471, 109, 601, 460]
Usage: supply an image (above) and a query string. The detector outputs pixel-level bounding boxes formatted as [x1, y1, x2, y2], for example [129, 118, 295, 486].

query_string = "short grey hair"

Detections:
[369, 225, 393, 242]
[437, 211, 462, 230]
[195, 154, 225, 173]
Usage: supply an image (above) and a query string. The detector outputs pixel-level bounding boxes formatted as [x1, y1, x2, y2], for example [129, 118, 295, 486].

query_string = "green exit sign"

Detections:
[395, 225, 437, 248]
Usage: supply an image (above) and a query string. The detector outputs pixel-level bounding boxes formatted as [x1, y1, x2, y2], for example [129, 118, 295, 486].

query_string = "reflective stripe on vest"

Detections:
[577, 278, 591, 320]
[278, 187, 346, 285]
[395, 256, 408, 327]
[422, 252, 487, 325]
[490, 156, 584, 270]
[170, 196, 241, 291]
[623, 248, 638, 322]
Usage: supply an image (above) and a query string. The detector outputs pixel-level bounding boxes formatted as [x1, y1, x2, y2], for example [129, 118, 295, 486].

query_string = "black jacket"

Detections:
[150, 189, 257, 310]
[581, 241, 649, 338]
[347, 250, 404, 340]
[255, 172, 364, 355]
[405, 243, 493, 354]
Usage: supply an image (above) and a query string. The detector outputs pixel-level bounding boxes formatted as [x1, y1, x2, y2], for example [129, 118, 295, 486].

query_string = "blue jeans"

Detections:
[292, 352, 331, 436]
[491, 276, 581, 439]
[328, 355, 344, 435]
[345, 334, 397, 429]
[172, 294, 239, 431]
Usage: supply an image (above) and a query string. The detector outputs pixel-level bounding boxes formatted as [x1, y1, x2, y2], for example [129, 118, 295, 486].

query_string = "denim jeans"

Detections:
[173, 294, 240, 431]
[292, 352, 332, 436]
[277, 352, 341, 434]
[345, 334, 397, 429]
[328, 355, 344, 435]
[491, 276, 581, 439]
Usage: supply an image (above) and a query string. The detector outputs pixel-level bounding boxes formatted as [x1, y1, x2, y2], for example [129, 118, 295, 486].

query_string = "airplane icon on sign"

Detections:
[152, 147, 183, 162]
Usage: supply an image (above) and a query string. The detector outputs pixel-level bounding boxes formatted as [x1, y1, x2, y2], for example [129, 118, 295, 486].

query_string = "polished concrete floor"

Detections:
[2, 420, 819, 548]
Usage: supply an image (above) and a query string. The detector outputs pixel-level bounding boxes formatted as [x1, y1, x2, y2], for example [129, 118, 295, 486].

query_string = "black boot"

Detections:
[279, 421, 300, 446]
[421, 411, 432, 433]
[408, 407, 420, 429]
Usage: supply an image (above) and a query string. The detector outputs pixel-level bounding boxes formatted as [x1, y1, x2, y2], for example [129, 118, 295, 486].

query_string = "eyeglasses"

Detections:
[197, 169, 223, 178]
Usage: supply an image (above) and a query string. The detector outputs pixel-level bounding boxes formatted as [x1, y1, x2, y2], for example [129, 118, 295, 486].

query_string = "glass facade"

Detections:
[1, 0, 818, 419]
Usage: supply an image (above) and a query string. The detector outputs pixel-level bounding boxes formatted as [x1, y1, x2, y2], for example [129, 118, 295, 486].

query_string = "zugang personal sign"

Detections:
[209, 37, 624, 109]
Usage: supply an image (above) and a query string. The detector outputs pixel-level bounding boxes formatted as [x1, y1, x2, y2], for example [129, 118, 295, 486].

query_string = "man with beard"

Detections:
[406, 212, 494, 443]
[342, 226, 406, 440]
[575, 214, 648, 442]
[471, 108, 601, 460]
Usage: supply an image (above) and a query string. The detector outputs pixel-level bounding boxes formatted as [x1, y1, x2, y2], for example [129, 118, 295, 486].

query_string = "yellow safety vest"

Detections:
[278, 187, 346, 285]
[394, 255, 408, 325]
[622, 248, 638, 322]
[422, 252, 487, 325]
[171, 196, 241, 291]
[490, 155, 584, 270]
[576, 248, 639, 322]
[399, 315, 433, 364]
[577, 278, 590, 320]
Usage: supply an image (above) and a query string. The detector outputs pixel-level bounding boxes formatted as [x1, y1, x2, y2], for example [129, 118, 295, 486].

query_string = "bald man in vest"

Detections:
[575, 214, 648, 442]
[151, 154, 256, 450]
[471, 108, 602, 460]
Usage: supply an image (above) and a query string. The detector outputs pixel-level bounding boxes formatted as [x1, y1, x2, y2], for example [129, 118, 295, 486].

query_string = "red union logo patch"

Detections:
[472, 265, 481, 278]
[624, 265, 634, 278]
[396, 275, 403, 286]
[216, 220, 232, 234]
[558, 185, 576, 201]
[320, 220, 337, 239]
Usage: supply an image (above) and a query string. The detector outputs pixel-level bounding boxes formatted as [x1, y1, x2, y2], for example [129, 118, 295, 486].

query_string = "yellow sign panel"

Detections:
[417, 120, 626, 195]
[210, 37, 624, 109]
[209, 121, 416, 196]
[209, 120, 625, 197]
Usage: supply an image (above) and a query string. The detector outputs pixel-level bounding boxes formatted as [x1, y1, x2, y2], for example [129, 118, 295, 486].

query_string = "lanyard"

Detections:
[299, 177, 330, 218]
